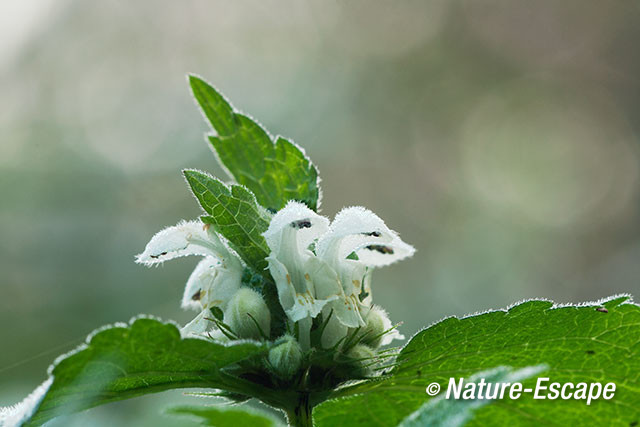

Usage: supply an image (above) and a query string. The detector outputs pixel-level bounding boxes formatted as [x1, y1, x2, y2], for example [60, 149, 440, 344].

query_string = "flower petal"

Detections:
[353, 239, 415, 267]
[320, 308, 348, 349]
[264, 202, 337, 323]
[268, 255, 336, 322]
[290, 292, 334, 322]
[182, 258, 218, 311]
[318, 206, 415, 267]
[180, 310, 212, 337]
[181, 256, 243, 311]
[266, 255, 297, 316]
[136, 220, 230, 265]
[329, 295, 366, 328]
[263, 201, 329, 256]
[379, 310, 405, 346]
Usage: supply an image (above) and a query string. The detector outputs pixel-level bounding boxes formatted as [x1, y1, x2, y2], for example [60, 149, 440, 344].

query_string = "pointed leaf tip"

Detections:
[189, 76, 321, 212]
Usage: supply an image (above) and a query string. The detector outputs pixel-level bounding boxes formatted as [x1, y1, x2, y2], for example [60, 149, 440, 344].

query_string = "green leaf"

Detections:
[398, 365, 545, 427]
[167, 405, 281, 427]
[183, 169, 271, 274]
[189, 75, 320, 212]
[315, 296, 640, 426]
[18, 317, 267, 426]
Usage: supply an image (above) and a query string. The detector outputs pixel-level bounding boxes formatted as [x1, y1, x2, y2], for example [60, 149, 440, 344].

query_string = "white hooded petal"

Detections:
[354, 239, 415, 267]
[182, 256, 242, 312]
[317, 206, 415, 267]
[263, 201, 329, 256]
[263, 202, 325, 293]
[263, 202, 334, 322]
[136, 220, 230, 265]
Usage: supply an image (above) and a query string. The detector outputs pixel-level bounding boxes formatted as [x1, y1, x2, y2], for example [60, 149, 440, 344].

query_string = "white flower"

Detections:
[316, 206, 415, 330]
[263, 202, 414, 346]
[263, 203, 338, 323]
[136, 220, 243, 336]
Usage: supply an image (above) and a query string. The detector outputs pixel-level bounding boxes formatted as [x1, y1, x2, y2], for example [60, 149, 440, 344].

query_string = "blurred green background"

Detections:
[2, 1, 640, 425]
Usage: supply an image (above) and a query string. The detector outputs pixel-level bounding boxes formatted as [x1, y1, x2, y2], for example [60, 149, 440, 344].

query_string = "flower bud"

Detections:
[268, 335, 303, 380]
[224, 288, 271, 340]
[359, 306, 389, 348]
[346, 344, 377, 377]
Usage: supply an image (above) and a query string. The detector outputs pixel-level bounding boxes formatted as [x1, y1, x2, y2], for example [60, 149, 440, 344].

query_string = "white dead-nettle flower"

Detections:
[263, 202, 414, 349]
[136, 220, 243, 336]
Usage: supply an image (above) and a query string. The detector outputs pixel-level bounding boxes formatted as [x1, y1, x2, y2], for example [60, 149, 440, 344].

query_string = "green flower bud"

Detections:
[359, 306, 388, 348]
[346, 344, 377, 377]
[268, 335, 303, 380]
[224, 287, 271, 340]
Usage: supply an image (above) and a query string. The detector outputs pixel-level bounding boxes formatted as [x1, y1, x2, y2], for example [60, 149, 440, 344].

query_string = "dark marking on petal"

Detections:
[363, 231, 382, 237]
[291, 219, 312, 229]
[366, 244, 394, 255]
[150, 251, 168, 259]
[596, 307, 608, 313]
[191, 289, 202, 301]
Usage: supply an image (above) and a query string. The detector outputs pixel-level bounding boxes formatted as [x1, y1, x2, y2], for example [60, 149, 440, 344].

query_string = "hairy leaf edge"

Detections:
[182, 168, 272, 220]
[327, 293, 637, 400]
[407, 293, 635, 347]
[0, 315, 266, 426]
[186, 73, 323, 211]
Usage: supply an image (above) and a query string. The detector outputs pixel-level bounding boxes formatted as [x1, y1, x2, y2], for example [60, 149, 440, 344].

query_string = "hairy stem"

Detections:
[286, 393, 313, 427]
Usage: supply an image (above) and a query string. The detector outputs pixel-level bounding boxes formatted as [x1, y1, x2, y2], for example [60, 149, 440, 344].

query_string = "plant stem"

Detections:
[286, 393, 313, 427]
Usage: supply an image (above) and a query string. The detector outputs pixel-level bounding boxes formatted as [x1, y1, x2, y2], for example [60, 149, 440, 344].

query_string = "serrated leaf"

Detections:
[314, 296, 640, 426]
[189, 75, 320, 212]
[167, 405, 281, 427]
[398, 365, 545, 427]
[12, 317, 267, 427]
[184, 169, 271, 274]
